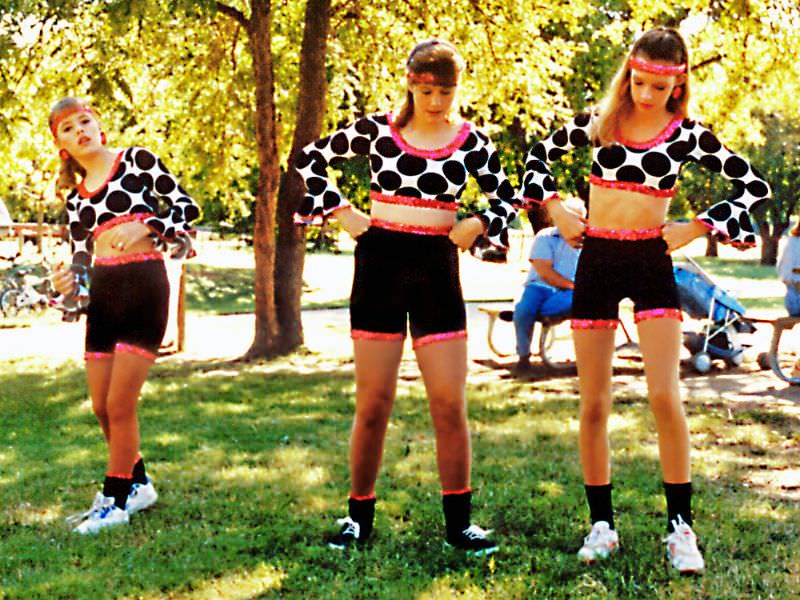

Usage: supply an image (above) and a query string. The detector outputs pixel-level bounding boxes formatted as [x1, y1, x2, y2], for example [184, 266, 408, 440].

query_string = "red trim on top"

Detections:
[442, 488, 472, 496]
[77, 151, 125, 198]
[388, 112, 472, 159]
[589, 175, 676, 198]
[370, 190, 458, 211]
[93, 213, 151, 239]
[614, 115, 683, 149]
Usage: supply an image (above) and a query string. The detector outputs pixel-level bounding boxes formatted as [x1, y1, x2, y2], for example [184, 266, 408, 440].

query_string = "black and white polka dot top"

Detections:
[294, 113, 519, 248]
[520, 112, 770, 247]
[65, 147, 201, 266]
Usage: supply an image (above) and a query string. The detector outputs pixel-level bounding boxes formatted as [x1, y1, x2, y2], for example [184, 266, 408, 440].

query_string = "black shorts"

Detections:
[85, 252, 169, 361]
[571, 227, 682, 329]
[350, 225, 467, 348]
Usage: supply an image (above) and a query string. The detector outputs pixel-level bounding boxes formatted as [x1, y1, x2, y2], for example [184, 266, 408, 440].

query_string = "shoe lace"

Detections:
[462, 524, 493, 540]
[663, 516, 698, 556]
[65, 494, 114, 525]
[336, 516, 360, 540]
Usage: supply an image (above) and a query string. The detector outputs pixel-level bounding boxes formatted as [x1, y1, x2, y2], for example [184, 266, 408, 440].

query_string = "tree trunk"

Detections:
[274, 0, 332, 354]
[760, 221, 788, 266]
[704, 233, 718, 257]
[245, 0, 282, 358]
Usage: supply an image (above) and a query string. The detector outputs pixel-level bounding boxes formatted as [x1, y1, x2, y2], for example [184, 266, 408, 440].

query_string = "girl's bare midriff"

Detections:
[587, 185, 670, 230]
[94, 225, 157, 257]
[370, 200, 457, 229]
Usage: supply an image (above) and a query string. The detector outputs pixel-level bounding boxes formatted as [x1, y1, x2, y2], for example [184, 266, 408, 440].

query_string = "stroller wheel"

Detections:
[725, 351, 744, 368]
[692, 352, 712, 374]
[756, 352, 771, 371]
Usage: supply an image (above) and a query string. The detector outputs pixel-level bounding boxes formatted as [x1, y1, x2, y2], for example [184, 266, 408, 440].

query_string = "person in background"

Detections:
[777, 219, 800, 376]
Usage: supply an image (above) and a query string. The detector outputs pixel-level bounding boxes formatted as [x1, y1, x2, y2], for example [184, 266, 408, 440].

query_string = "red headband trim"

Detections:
[629, 56, 686, 75]
[50, 105, 94, 137]
[406, 71, 447, 86]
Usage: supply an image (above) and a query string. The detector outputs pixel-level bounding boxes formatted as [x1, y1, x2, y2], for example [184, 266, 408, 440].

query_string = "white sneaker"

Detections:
[67, 492, 130, 534]
[664, 516, 705, 573]
[126, 478, 158, 515]
[577, 520, 619, 563]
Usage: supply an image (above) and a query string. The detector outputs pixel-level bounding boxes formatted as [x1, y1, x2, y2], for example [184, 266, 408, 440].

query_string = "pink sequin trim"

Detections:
[407, 72, 440, 85]
[84, 352, 113, 361]
[571, 319, 619, 330]
[442, 487, 472, 496]
[388, 113, 472, 159]
[114, 343, 156, 361]
[94, 251, 163, 266]
[370, 190, 458, 211]
[412, 330, 467, 349]
[77, 151, 125, 198]
[93, 213, 150, 239]
[522, 193, 562, 207]
[634, 308, 683, 323]
[351, 330, 406, 342]
[585, 226, 663, 240]
[589, 175, 676, 198]
[614, 115, 683, 149]
[371, 218, 451, 236]
[629, 56, 687, 75]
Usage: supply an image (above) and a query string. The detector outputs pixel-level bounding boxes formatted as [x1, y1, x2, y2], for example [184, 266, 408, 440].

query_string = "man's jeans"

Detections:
[513, 282, 573, 357]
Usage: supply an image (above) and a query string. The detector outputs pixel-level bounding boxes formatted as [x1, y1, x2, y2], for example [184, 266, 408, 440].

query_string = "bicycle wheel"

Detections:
[1, 288, 21, 317]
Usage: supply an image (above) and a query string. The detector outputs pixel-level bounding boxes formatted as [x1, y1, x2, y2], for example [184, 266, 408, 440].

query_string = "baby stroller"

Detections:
[673, 256, 756, 374]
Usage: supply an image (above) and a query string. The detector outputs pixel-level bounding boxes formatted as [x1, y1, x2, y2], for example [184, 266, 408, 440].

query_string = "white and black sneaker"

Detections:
[446, 524, 498, 556]
[67, 492, 129, 534]
[126, 478, 158, 515]
[327, 517, 362, 550]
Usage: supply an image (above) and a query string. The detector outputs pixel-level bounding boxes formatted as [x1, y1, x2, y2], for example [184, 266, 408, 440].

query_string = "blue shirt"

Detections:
[525, 227, 581, 287]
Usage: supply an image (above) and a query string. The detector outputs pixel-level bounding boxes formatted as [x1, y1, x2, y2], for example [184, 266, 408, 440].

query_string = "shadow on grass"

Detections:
[0, 357, 797, 598]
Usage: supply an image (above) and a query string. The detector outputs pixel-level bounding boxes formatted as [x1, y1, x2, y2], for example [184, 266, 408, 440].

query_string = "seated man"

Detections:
[513, 197, 585, 373]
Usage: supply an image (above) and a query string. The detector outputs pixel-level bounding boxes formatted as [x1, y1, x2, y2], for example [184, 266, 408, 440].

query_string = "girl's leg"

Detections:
[86, 358, 114, 442]
[349, 339, 404, 497]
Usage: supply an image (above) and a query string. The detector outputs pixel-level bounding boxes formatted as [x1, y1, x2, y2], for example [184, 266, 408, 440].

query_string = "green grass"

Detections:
[0, 356, 797, 598]
[692, 257, 784, 312]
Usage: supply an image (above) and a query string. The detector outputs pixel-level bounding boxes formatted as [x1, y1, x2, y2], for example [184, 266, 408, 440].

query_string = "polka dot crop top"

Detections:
[520, 112, 771, 248]
[294, 113, 519, 248]
[65, 147, 201, 266]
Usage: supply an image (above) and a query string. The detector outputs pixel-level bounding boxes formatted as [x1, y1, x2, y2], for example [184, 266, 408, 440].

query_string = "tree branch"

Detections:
[215, 2, 248, 28]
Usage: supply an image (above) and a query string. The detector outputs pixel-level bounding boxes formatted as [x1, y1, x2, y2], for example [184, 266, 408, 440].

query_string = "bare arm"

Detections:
[532, 258, 573, 289]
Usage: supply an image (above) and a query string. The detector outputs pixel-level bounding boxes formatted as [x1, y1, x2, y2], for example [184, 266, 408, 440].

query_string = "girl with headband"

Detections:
[295, 39, 519, 555]
[49, 97, 200, 534]
[519, 27, 770, 572]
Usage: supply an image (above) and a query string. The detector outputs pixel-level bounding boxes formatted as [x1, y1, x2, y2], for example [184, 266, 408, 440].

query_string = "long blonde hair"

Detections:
[393, 39, 465, 129]
[49, 97, 99, 193]
[594, 27, 691, 146]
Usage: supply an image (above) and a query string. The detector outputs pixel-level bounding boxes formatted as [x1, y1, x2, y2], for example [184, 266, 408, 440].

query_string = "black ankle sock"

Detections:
[348, 496, 376, 540]
[442, 490, 472, 540]
[664, 481, 693, 532]
[585, 483, 614, 530]
[132, 457, 147, 485]
[103, 475, 133, 510]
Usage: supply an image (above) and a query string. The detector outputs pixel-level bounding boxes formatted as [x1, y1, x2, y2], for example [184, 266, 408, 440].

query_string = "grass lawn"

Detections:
[0, 354, 797, 598]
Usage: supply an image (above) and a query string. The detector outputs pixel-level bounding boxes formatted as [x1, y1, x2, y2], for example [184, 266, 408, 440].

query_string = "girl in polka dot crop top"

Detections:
[294, 112, 519, 249]
[520, 110, 770, 248]
[64, 145, 200, 267]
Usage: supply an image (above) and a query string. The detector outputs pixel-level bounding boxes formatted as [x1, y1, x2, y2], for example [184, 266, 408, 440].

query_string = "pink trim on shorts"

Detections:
[634, 308, 683, 323]
[370, 218, 451, 236]
[442, 487, 472, 496]
[351, 330, 406, 342]
[114, 343, 157, 361]
[350, 493, 376, 501]
[388, 112, 472, 159]
[370, 190, 458, 211]
[589, 175, 676, 198]
[571, 319, 619, 330]
[84, 351, 113, 361]
[585, 225, 663, 240]
[94, 251, 163, 266]
[93, 212, 150, 239]
[412, 330, 467, 349]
